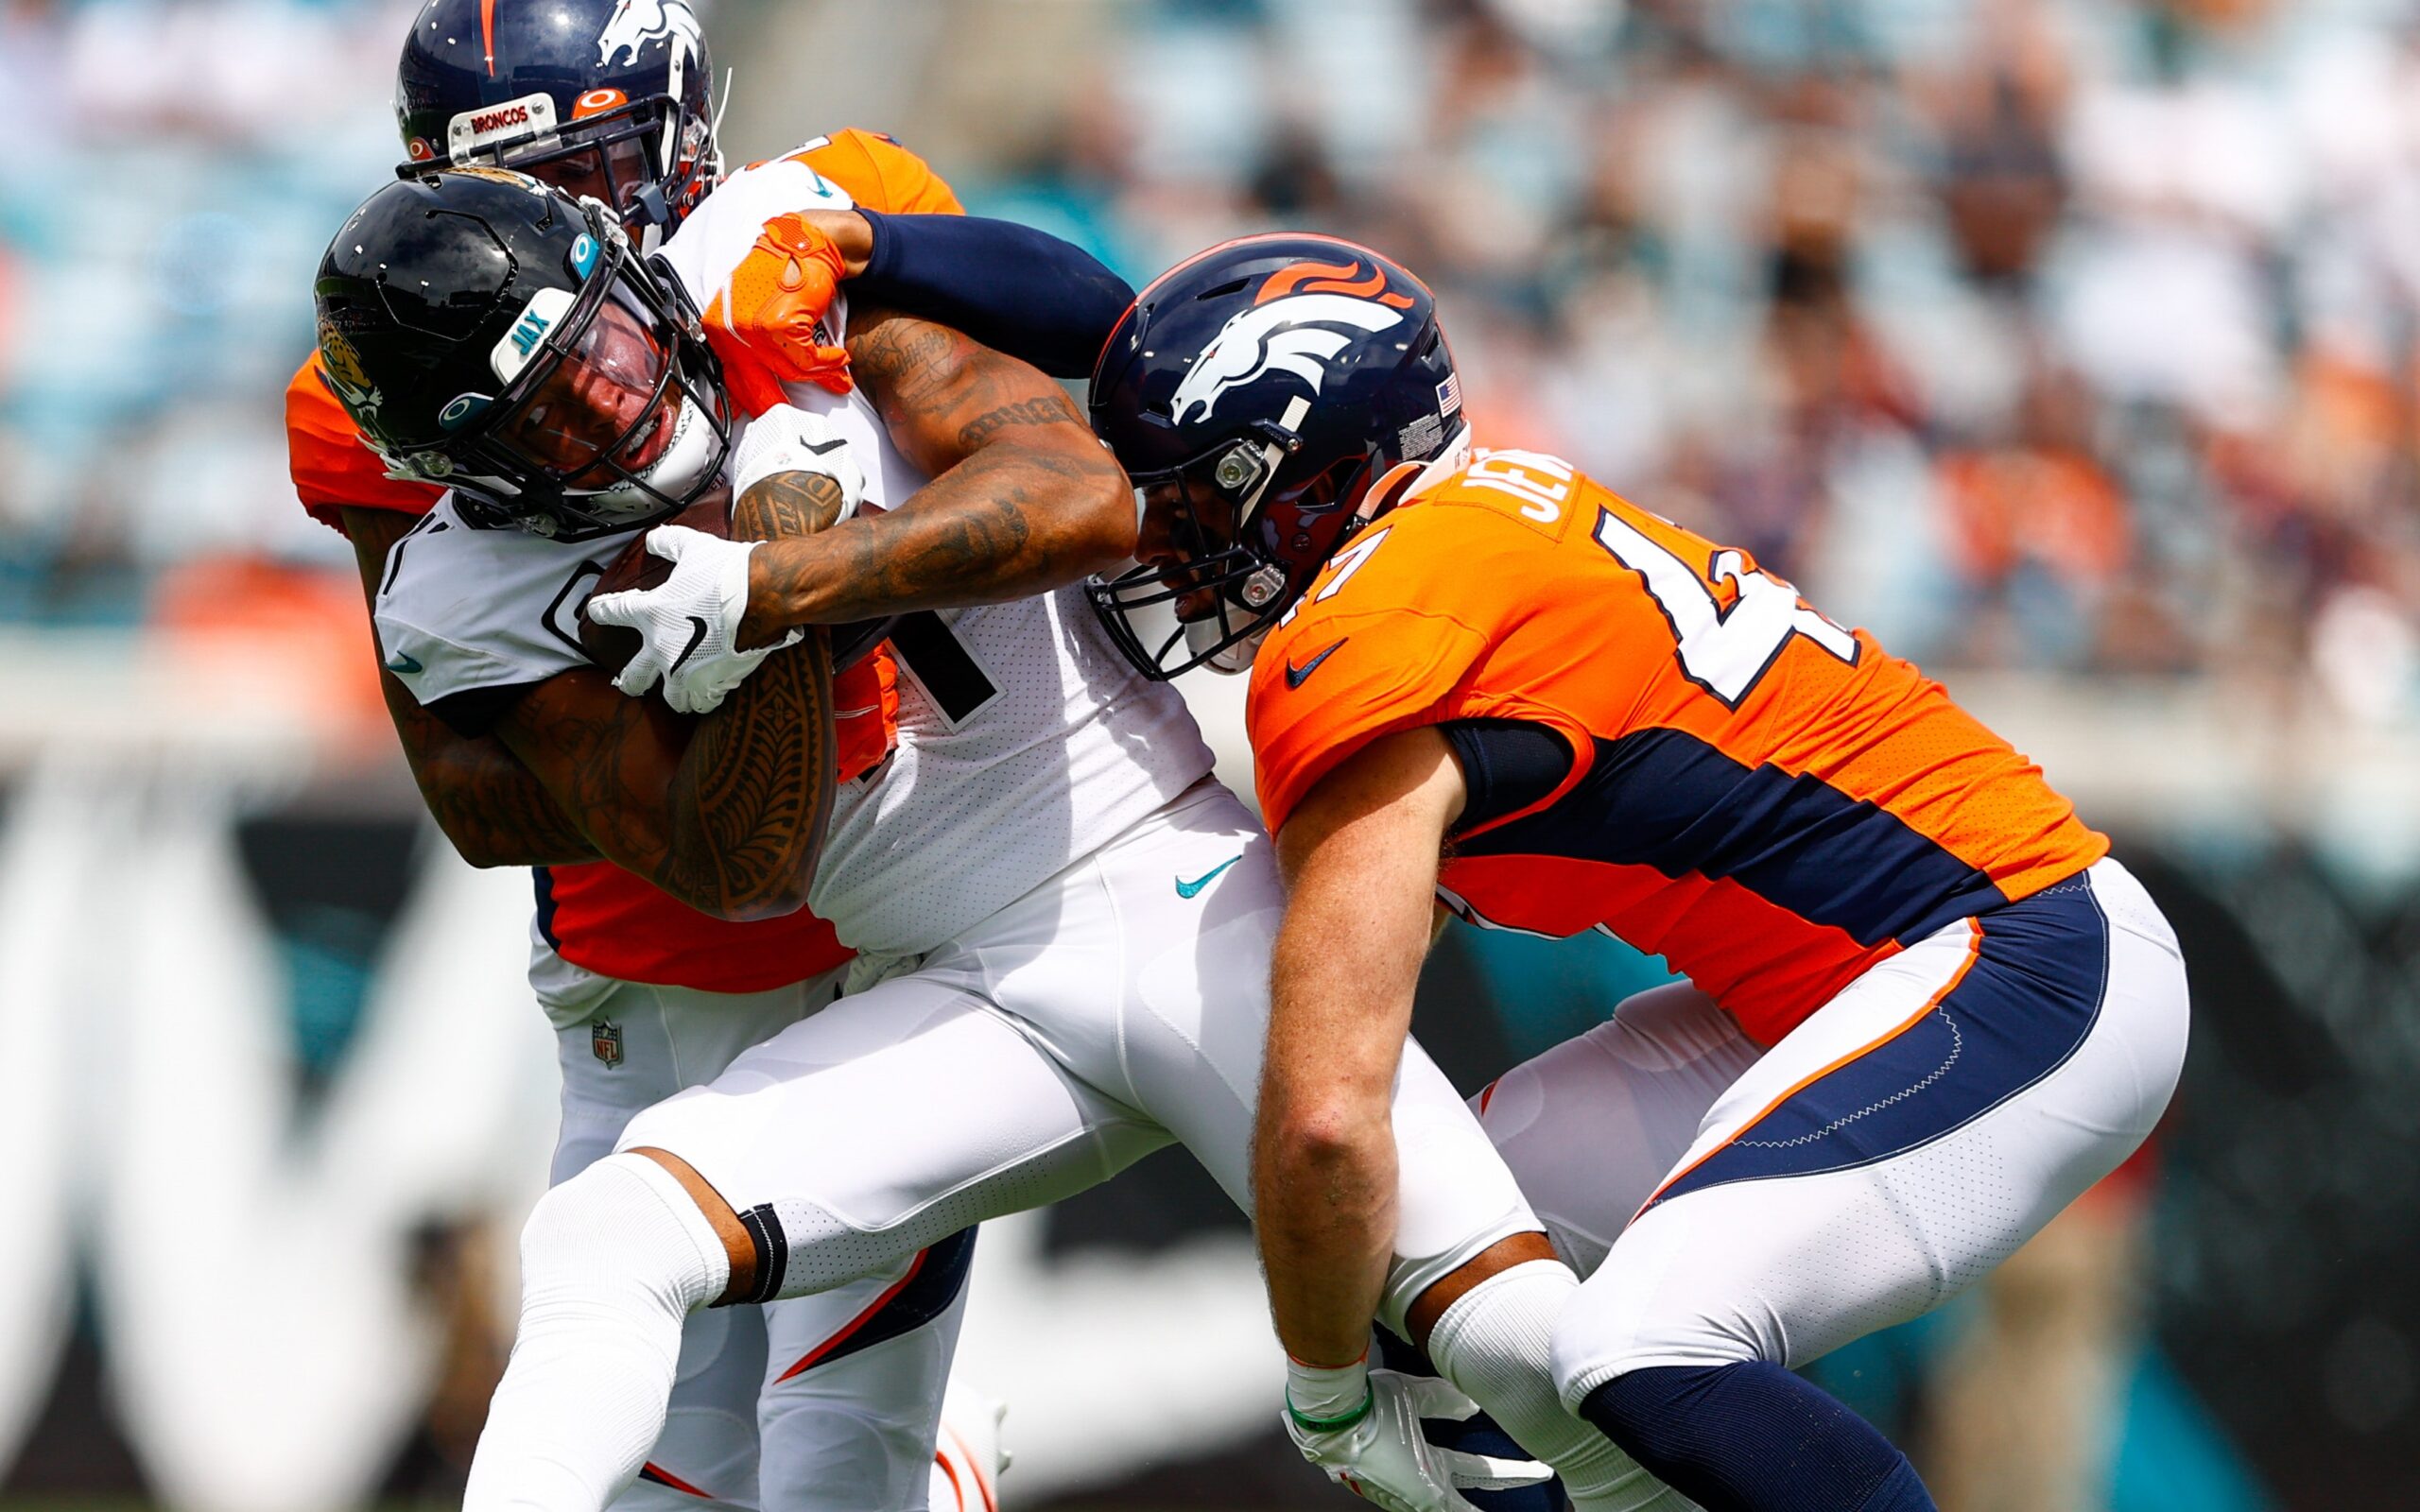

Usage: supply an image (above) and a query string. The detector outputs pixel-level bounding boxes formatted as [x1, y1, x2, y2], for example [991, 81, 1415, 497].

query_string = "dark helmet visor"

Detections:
[486, 100, 668, 224]
[395, 94, 686, 232]
[493, 288, 681, 486]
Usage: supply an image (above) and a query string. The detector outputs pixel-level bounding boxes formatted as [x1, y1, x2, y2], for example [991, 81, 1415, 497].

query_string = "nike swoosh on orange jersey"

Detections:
[1286, 638, 1348, 689]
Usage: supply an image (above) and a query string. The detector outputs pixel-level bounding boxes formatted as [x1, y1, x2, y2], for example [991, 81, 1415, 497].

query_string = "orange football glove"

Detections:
[700, 212, 853, 414]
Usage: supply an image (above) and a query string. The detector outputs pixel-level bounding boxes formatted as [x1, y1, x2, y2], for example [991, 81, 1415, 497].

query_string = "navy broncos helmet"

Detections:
[1087, 234, 1463, 679]
[314, 168, 732, 541]
[395, 0, 719, 245]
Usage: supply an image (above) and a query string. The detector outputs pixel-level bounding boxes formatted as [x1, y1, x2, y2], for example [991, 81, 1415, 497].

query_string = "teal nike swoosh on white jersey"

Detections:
[1175, 855, 1243, 898]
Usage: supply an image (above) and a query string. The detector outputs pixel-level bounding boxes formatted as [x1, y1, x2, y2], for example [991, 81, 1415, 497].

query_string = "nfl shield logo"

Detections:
[592, 1021, 624, 1067]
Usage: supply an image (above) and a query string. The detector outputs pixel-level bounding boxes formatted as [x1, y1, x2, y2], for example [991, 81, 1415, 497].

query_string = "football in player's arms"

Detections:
[579, 485, 731, 677]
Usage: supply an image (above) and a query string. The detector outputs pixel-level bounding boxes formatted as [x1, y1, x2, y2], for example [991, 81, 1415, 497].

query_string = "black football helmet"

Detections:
[313, 167, 732, 540]
[394, 0, 719, 246]
[1086, 234, 1465, 679]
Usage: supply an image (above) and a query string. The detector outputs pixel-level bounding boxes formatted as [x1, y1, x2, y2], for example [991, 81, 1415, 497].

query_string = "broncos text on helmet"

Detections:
[1087, 234, 1464, 679]
[315, 168, 734, 541]
[395, 0, 720, 248]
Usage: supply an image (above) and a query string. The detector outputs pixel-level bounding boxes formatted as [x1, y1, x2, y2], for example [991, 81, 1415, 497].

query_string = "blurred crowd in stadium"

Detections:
[6, 0, 2420, 721]
[1038, 0, 2420, 713]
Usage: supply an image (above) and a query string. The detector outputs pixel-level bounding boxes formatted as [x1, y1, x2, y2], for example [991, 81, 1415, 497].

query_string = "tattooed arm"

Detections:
[485, 472, 846, 920]
[735, 307, 1132, 644]
[343, 507, 597, 868]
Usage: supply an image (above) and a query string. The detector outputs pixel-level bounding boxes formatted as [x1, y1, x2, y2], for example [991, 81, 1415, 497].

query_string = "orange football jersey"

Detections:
[285, 128, 961, 994]
[772, 128, 965, 216]
[1247, 448, 2107, 1046]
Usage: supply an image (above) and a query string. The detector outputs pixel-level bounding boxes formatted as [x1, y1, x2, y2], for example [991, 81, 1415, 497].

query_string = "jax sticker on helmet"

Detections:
[492, 287, 579, 383]
[1169, 287, 1409, 426]
[444, 163, 552, 197]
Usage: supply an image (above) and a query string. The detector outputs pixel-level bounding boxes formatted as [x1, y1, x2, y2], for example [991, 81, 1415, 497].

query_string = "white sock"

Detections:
[1425, 1260, 1700, 1512]
[463, 1154, 733, 1511]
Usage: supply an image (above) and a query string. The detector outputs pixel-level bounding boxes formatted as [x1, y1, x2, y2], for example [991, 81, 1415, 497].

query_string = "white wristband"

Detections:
[1285, 1351, 1373, 1431]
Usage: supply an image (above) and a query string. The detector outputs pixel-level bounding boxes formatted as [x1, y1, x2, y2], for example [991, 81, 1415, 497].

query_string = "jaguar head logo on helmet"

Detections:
[394, 0, 721, 249]
[1087, 236, 1463, 679]
[315, 318, 384, 421]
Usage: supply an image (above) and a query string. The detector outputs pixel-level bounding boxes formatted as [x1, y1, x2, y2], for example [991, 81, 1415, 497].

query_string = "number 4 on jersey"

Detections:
[1594, 508, 1857, 708]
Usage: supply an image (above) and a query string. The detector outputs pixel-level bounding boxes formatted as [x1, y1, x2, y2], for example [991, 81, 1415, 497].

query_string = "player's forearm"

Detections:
[737, 436, 1129, 639]
[1259, 734, 1471, 1363]
[655, 627, 835, 919]
[344, 505, 596, 868]
[653, 472, 846, 918]
[389, 680, 599, 868]
[1253, 1060, 1400, 1367]
[1255, 874, 1430, 1364]
[853, 212, 1134, 378]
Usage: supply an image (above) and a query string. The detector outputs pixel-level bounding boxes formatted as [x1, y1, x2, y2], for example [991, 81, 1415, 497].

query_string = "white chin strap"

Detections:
[561, 393, 716, 529]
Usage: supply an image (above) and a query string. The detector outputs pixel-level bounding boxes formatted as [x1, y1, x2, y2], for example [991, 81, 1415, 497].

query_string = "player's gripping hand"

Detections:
[585, 527, 797, 713]
[701, 211, 855, 414]
[1286, 1364, 1550, 1512]
[587, 410, 865, 713]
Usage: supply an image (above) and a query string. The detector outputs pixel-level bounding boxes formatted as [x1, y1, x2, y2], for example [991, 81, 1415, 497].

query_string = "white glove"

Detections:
[732, 404, 866, 520]
[584, 525, 804, 714]
[1286, 1368, 1551, 1512]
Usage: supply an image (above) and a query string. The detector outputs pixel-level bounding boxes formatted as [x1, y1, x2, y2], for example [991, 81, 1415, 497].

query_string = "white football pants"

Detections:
[617, 779, 1541, 1340]
[544, 954, 983, 1512]
[1468, 858, 2188, 1404]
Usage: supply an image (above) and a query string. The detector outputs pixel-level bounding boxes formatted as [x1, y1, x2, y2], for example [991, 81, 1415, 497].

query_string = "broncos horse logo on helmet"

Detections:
[1168, 259, 1418, 425]
[1088, 236, 1462, 680]
[597, 0, 705, 67]
[1169, 293, 1409, 425]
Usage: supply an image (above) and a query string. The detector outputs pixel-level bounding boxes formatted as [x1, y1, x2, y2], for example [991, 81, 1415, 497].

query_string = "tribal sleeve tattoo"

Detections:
[656, 472, 844, 913]
[491, 472, 844, 921]
[342, 507, 596, 868]
[734, 307, 1135, 644]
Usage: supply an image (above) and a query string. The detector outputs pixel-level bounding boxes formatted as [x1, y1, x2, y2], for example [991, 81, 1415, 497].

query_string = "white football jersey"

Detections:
[376, 154, 1214, 956]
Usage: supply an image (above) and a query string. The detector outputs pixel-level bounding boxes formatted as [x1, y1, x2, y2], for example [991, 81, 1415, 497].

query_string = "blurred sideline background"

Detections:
[1, 0, 2417, 1507]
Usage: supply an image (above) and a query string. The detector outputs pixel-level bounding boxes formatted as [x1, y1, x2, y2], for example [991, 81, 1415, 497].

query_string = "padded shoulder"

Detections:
[285, 354, 443, 532]
[788, 128, 964, 215]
